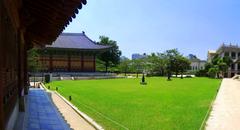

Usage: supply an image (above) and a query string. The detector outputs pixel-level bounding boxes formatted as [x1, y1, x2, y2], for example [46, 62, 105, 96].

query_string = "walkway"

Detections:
[206, 79, 240, 130]
[50, 92, 96, 130]
[24, 88, 70, 130]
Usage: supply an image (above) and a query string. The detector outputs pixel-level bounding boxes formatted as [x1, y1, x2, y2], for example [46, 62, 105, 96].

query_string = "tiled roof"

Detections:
[46, 32, 111, 50]
[22, 0, 87, 45]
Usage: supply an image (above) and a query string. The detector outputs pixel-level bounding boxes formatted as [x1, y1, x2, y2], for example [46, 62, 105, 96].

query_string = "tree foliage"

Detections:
[131, 59, 144, 77]
[27, 48, 41, 72]
[202, 55, 233, 78]
[118, 58, 131, 76]
[165, 49, 190, 80]
[177, 56, 191, 79]
[117, 49, 190, 80]
[97, 36, 121, 72]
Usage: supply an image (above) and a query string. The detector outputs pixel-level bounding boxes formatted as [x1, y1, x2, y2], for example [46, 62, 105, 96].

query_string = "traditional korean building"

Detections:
[0, 0, 87, 129]
[38, 32, 110, 72]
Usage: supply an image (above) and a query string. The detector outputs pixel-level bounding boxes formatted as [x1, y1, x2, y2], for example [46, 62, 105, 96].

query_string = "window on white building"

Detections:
[225, 52, 229, 57]
[231, 64, 235, 70]
[232, 52, 236, 59]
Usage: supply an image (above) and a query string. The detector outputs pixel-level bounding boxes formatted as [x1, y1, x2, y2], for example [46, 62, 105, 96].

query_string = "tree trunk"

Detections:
[217, 72, 220, 78]
[34, 72, 36, 87]
[167, 72, 171, 80]
[136, 72, 138, 78]
[161, 69, 164, 76]
[181, 71, 183, 79]
[105, 64, 108, 72]
[42, 71, 44, 82]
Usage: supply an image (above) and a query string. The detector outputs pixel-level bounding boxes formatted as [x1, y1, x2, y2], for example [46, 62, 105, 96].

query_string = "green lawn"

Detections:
[46, 77, 221, 130]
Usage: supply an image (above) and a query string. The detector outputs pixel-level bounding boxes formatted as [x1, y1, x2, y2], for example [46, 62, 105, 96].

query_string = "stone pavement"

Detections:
[24, 88, 70, 130]
[50, 92, 96, 130]
[206, 79, 240, 130]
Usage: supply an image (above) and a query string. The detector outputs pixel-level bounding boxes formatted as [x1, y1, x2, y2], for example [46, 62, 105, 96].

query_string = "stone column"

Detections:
[228, 52, 232, 77]
[235, 63, 238, 72]
[221, 52, 224, 58]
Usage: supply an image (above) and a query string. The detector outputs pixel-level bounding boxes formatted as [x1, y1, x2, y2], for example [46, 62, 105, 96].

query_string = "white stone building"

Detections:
[189, 58, 206, 71]
[208, 44, 240, 77]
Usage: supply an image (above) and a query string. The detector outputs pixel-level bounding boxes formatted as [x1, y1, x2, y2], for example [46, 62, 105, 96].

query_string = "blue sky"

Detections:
[64, 0, 240, 60]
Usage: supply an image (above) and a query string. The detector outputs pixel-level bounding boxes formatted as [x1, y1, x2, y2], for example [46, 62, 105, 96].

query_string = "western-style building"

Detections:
[208, 44, 240, 77]
[189, 59, 206, 71]
[187, 54, 206, 72]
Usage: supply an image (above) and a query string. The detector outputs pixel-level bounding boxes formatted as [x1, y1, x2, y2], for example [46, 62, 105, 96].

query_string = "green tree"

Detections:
[208, 55, 232, 78]
[118, 58, 131, 76]
[146, 53, 159, 74]
[178, 56, 191, 79]
[212, 54, 221, 65]
[131, 59, 144, 78]
[157, 53, 168, 76]
[218, 61, 228, 78]
[27, 48, 41, 86]
[27, 48, 41, 72]
[209, 56, 221, 78]
[223, 56, 233, 66]
[145, 53, 167, 76]
[165, 49, 181, 80]
[204, 62, 213, 71]
[97, 36, 122, 72]
[203, 55, 232, 78]
[208, 66, 219, 78]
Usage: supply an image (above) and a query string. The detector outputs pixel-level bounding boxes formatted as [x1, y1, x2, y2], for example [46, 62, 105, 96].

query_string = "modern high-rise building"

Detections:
[132, 53, 147, 60]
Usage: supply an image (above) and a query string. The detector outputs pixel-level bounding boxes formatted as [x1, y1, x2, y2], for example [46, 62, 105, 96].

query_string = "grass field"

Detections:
[46, 77, 221, 130]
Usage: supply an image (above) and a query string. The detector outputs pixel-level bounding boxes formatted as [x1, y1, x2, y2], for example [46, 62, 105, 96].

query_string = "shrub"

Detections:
[195, 70, 207, 77]
[45, 74, 50, 83]
[208, 67, 218, 78]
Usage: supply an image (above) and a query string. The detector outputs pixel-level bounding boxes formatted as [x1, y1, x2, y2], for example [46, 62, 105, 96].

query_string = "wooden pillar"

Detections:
[17, 30, 25, 112]
[81, 53, 84, 72]
[1, 0, 22, 128]
[0, 70, 3, 130]
[68, 53, 71, 72]
[0, 2, 4, 129]
[93, 54, 96, 72]
[23, 46, 28, 95]
[0, 59, 3, 129]
[41, 55, 44, 72]
[20, 30, 28, 95]
[49, 53, 53, 72]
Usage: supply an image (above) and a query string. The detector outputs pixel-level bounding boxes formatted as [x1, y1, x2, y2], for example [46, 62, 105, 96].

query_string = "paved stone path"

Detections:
[206, 79, 240, 130]
[50, 92, 96, 130]
[24, 88, 70, 130]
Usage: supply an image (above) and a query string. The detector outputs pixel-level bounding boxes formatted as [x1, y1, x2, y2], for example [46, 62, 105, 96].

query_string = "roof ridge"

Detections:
[46, 32, 111, 50]
[61, 33, 84, 36]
